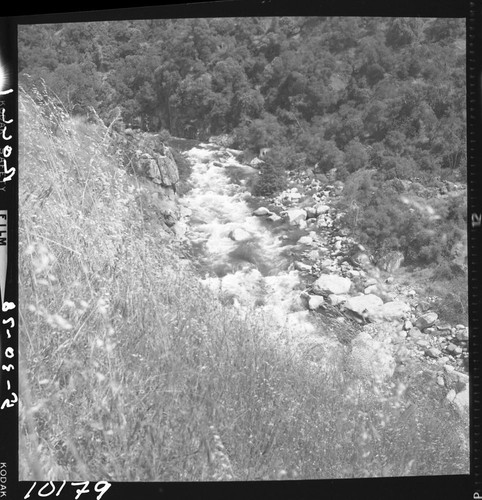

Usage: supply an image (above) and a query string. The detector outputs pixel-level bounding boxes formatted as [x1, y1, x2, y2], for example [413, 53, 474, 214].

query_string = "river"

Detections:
[178, 142, 345, 370]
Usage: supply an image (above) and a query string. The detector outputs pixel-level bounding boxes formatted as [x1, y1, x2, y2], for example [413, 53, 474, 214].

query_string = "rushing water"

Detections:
[179, 143, 345, 366]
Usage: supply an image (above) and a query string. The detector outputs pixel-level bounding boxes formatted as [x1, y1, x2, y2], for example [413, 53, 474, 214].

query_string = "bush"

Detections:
[252, 157, 287, 197]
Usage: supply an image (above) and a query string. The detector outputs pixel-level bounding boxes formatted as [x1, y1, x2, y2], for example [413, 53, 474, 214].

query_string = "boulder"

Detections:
[294, 261, 312, 272]
[253, 207, 271, 216]
[328, 294, 349, 306]
[414, 312, 438, 330]
[408, 327, 423, 339]
[267, 213, 282, 222]
[425, 347, 441, 359]
[297, 236, 314, 246]
[369, 301, 411, 323]
[229, 228, 252, 242]
[312, 274, 352, 296]
[308, 295, 325, 310]
[344, 294, 383, 317]
[157, 148, 180, 186]
[453, 385, 469, 415]
[455, 327, 469, 342]
[364, 284, 378, 295]
[287, 208, 307, 226]
[315, 204, 330, 216]
[437, 323, 452, 334]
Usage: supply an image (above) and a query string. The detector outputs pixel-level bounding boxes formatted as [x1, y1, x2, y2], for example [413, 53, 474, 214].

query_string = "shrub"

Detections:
[252, 159, 287, 197]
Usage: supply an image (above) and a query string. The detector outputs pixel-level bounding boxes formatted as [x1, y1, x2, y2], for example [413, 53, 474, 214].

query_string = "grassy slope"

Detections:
[19, 86, 468, 481]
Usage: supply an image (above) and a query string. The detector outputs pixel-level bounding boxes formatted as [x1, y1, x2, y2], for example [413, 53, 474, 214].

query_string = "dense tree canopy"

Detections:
[18, 16, 466, 267]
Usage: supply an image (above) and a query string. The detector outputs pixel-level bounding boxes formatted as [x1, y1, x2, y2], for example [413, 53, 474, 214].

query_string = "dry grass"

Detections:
[19, 84, 469, 481]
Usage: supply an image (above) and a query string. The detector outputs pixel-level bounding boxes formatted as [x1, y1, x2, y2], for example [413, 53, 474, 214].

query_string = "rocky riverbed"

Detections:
[174, 142, 469, 416]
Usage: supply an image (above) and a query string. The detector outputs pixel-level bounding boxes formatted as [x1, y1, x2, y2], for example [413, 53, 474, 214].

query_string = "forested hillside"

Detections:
[18, 16, 467, 287]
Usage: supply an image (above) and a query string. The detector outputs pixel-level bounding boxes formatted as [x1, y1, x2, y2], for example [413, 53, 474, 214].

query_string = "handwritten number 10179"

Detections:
[24, 481, 111, 499]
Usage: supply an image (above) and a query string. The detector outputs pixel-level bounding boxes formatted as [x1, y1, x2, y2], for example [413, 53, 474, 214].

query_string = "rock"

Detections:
[297, 236, 314, 246]
[328, 294, 349, 306]
[294, 261, 312, 272]
[229, 227, 252, 242]
[453, 385, 469, 415]
[369, 301, 411, 323]
[349, 331, 395, 382]
[455, 328, 469, 342]
[385, 276, 394, 284]
[425, 347, 441, 359]
[417, 340, 430, 349]
[253, 207, 271, 216]
[403, 320, 413, 331]
[436, 323, 452, 333]
[414, 312, 438, 330]
[364, 284, 378, 295]
[315, 204, 330, 216]
[415, 301, 431, 313]
[344, 294, 384, 317]
[437, 356, 450, 365]
[437, 375, 445, 387]
[312, 274, 352, 296]
[334, 240, 342, 252]
[156, 148, 181, 187]
[267, 213, 282, 223]
[308, 295, 325, 310]
[446, 389, 457, 403]
[445, 343, 458, 354]
[424, 327, 437, 336]
[162, 209, 178, 227]
[408, 327, 423, 339]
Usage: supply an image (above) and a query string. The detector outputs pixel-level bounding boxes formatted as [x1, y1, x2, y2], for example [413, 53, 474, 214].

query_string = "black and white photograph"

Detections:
[4, 1, 478, 495]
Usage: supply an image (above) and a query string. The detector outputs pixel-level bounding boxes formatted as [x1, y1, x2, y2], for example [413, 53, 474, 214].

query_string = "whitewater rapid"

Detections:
[179, 143, 344, 367]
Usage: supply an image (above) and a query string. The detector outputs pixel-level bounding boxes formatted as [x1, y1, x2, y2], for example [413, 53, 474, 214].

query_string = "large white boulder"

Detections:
[315, 204, 330, 215]
[344, 294, 384, 317]
[253, 206, 271, 216]
[312, 274, 352, 295]
[287, 208, 307, 226]
[308, 295, 325, 310]
[228, 227, 252, 242]
[368, 300, 411, 323]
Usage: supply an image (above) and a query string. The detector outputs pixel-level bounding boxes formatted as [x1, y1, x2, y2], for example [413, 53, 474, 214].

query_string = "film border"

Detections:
[1, 0, 480, 498]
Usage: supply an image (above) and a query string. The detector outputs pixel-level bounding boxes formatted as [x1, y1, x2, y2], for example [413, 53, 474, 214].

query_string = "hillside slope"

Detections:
[19, 87, 468, 481]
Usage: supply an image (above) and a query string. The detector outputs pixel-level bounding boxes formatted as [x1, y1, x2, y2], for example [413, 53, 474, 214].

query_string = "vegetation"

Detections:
[19, 75, 468, 481]
[18, 17, 466, 268]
